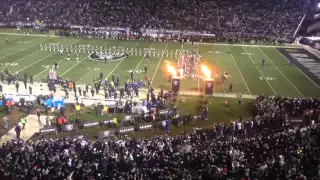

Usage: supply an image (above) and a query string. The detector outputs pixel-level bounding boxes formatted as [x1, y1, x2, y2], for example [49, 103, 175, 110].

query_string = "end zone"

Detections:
[276, 48, 320, 87]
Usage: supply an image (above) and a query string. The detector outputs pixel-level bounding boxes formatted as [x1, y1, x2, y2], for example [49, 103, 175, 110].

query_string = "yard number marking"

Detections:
[127, 70, 142, 73]
[242, 52, 253, 55]
[0, 62, 18, 66]
[260, 77, 275, 81]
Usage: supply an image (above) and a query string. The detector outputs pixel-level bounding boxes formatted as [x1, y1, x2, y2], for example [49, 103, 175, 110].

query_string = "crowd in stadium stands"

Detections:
[0, 124, 319, 179]
[253, 95, 320, 127]
[0, 95, 318, 179]
[1, 0, 320, 179]
[0, 0, 307, 37]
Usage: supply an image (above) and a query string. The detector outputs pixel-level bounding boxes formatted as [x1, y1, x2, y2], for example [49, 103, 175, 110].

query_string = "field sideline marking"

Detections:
[126, 42, 154, 83]
[274, 47, 320, 89]
[258, 48, 305, 97]
[75, 41, 110, 83]
[34, 39, 81, 78]
[225, 45, 252, 95]
[150, 43, 168, 85]
[0, 32, 301, 49]
[105, 42, 140, 80]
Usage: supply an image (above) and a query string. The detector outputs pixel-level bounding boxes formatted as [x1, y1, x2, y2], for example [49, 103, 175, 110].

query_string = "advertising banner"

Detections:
[39, 127, 57, 135]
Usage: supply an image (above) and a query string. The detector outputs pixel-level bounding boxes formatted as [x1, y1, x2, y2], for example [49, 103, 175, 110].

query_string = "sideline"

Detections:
[0, 32, 301, 48]
[0, 115, 53, 146]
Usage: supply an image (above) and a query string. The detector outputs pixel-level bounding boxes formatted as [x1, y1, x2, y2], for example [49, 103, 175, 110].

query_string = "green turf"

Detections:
[29, 96, 253, 140]
[0, 30, 319, 97]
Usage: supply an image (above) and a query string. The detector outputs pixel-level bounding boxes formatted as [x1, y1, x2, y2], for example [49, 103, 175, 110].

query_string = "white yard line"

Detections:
[105, 42, 140, 80]
[13, 50, 41, 63]
[34, 66, 51, 78]
[274, 47, 320, 89]
[34, 40, 81, 78]
[127, 43, 154, 83]
[60, 56, 88, 77]
[0, 41, 41, 61]
[0, 50, 42, 71]
[150, 43, 168, 85]
[18, 53, 55, 72]
[0, 36, 22, 45]
[225, 45, 252, 95]
[76, 65, 97, 83]
[241, 46, 277, 95]
[1, 39, 51, 71]
[258, 48, 305, 97]
[76, 41, 110, 83]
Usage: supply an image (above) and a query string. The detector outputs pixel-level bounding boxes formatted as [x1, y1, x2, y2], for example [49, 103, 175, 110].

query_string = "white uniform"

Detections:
[67, 54, 70, 61]
[60, 49, 63, 56]
[76, 54, 79, 62]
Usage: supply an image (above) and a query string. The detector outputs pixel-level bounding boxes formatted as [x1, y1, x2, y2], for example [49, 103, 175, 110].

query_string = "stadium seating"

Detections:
[0, 95, 319, 179]
[1, 0, 320, 179]
[0, 123, 319, 179]
[0, 0, 306, 37]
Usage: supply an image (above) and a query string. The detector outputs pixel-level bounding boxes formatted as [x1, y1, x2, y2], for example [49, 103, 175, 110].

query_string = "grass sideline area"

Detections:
[29, 96, 252, 140]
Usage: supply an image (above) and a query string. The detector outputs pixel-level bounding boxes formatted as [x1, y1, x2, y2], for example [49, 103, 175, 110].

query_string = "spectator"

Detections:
[14, 124, 21, 139]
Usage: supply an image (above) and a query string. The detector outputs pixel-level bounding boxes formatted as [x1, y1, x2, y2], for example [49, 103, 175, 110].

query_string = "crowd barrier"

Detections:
[39, 119, 155, 138]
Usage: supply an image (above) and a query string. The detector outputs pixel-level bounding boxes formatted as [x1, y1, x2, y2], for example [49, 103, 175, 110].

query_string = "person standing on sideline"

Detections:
[229, 84, 233, 93]
[46, 116, 51, 127]
[15, 81, 19, 93]
[3, 116, 8, 129]
[29, 73, 33, 84]
[37, 109, 41, 123]
[29, 86, 32, 95]
[15, 124, 21, 139]
[20, 117, 27, 130]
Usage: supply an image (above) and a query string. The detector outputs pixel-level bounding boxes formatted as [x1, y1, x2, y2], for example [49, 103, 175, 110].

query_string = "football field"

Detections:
[0, 32, 319, 97]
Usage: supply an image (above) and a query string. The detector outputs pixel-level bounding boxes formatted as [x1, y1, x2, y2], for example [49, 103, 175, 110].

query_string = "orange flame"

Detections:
[166, 63, 177, 77]
[200, 64, 212, 79]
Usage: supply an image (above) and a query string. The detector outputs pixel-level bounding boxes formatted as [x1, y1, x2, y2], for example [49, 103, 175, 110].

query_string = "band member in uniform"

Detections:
[76, 54, 79, 62]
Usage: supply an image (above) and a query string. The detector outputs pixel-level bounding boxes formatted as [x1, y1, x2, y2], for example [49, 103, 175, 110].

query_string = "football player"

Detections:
[67, 54, 70, 62]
